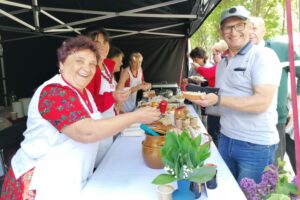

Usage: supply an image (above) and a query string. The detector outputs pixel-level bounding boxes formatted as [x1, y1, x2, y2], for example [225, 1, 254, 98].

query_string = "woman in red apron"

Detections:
[85, 28, 131, 167]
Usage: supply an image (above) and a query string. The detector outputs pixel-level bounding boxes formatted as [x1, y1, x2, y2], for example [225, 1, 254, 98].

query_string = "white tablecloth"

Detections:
[80, 136, 246, 200]
[80, 106, 246, 200]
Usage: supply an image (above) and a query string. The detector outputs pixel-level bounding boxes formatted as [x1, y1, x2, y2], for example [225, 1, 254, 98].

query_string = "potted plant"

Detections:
[152, 130, 216, 200]
[240, 159, 298, 200]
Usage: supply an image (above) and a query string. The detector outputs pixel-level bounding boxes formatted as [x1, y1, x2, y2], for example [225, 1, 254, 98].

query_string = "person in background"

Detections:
[108, 46, 124, 75]
[117, 52, 151, 112]
[189, 47, 214, 87]
[108, 46, 125, 113]
[85, 27, 130, 167]
[249, 16, 300, 163]
[205, 40, 228, 147]
[190, 6, 281, 183]
[0, 36, 160, 200]
[249, 17, 266, 46]
[285, 94, 300, 173]
[211, 40, 228, 65]
[188, 47, 210, 124]
[85, 27, 129, 117]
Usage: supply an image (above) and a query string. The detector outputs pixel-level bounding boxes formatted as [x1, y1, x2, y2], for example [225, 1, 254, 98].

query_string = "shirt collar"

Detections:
[222, 41, 253, 61]
[258, 40, 265, 47]
[237, 42, 253, 55]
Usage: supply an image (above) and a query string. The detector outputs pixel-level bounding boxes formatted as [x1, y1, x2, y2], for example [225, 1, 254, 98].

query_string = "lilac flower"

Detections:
[240, 178, 258, 200]
[291, 176, 297, 185]
[240, 162, 298, 200]
[260, 169, 278, 191]
[256, 182, 268, 198]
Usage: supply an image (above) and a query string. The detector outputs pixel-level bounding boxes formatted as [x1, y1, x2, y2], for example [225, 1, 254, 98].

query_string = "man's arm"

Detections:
[191, 84, 277, 113]
[219, 84, 277, 113]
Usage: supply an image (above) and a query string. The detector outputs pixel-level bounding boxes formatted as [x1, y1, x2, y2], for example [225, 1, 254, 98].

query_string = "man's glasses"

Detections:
[221, 22, 247, 34]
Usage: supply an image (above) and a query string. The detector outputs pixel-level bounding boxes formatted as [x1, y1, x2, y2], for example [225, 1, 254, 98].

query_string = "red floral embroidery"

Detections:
[0, 167, 36, 200]
[38, 84, 91, 132]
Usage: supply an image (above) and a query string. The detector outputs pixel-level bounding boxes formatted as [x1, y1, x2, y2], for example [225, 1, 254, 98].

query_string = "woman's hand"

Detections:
[140, 82, 151, 91]
[191, 62, 199, 70]
[133, 106, 160, 124]
[113, 89, 130, 102]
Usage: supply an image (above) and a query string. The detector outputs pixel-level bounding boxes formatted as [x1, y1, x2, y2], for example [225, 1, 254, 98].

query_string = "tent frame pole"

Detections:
[0, 35, 7, 106]
[0, 0, 193, 38]
[286, 0, 300, 196]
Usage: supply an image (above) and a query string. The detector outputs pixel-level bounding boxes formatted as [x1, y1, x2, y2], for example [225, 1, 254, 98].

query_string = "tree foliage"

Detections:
[191, 0, 299, 53]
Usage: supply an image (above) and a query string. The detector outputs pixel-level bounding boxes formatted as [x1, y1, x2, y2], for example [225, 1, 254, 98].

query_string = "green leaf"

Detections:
[192, 135, 202, 146]
[152, 174, 177, 185]
[276, 182, 298, 195]
[266, 193, 290, 200]
[189, 148, 198, 168]
[153, 131, 213, 185]
[188, 166, 216, 183]
[164, 133, 179, 152]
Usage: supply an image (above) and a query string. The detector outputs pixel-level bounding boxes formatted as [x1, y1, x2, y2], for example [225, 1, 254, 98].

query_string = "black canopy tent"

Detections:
[0, 0, 221, 105]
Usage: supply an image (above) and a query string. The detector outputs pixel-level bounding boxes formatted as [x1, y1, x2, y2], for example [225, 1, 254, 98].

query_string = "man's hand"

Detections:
[189, 93, 219, 107]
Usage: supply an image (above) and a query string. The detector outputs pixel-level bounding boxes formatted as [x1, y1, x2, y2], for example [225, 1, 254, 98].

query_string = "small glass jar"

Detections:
[175, 118, 183, 129]
[190, 117, 198, 128]
[182, 118, 190, 128]
[206, 163, 217, 189]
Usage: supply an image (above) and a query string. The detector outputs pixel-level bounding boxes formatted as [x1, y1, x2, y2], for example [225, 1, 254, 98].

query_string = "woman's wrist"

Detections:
[136, 85, 141, 90]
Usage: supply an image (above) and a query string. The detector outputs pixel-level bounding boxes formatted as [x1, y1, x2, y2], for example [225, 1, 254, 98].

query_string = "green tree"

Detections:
[191, 0, 291, 52]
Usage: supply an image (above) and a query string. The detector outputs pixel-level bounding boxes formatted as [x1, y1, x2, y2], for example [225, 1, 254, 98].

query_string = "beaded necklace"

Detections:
[101, 64, 112, 84]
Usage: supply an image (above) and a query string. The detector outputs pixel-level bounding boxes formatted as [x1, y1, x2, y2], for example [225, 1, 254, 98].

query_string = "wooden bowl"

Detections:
[142, 141, 164, 169]
[143, 134, 165, 148]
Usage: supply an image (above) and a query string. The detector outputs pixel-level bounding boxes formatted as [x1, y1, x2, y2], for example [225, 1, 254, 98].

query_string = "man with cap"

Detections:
[189, 6, 282, 183]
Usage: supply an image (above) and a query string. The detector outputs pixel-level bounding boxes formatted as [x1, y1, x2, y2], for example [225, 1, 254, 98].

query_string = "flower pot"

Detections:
[141, 142, 164, 169]
[172, 180, 195, 200]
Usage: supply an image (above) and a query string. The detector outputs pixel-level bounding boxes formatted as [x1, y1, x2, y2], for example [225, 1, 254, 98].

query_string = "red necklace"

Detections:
[101, 64, 112, 84]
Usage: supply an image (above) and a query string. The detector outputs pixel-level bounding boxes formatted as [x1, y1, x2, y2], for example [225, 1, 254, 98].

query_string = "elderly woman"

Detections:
[0, 36, 160, 200]
[117, 52, 151, 112]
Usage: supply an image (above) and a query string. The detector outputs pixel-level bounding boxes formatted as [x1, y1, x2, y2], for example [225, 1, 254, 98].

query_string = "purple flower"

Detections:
[256, 182, 268, 197]
[291, 176, 297, 185]
[240, 178, 258, 200]
[240, 162, 298, 200]
[261, 169, 278, 188]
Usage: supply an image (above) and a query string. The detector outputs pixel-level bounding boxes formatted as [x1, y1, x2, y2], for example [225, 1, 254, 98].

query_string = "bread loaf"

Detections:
[182, 91, 205, 100]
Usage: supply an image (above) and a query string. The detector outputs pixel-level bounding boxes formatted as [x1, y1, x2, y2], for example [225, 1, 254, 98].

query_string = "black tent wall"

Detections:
[3, 36, 188, 99]
[0, 0, 221, 104]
